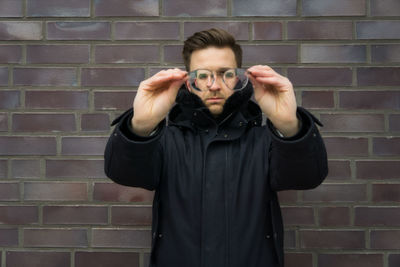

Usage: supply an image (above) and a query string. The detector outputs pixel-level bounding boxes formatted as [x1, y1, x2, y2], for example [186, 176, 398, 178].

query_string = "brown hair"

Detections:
[182, 28, 242, 71]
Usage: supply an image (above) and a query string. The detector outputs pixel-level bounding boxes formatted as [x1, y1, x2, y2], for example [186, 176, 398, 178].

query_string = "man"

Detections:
[104, 28, 328, 267]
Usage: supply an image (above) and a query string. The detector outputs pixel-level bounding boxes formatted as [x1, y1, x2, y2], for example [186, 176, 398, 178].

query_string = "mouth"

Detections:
[206, 97, 224, 103]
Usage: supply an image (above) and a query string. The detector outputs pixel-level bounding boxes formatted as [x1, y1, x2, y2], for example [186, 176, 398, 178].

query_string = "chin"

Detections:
[208, 105, 223, 117]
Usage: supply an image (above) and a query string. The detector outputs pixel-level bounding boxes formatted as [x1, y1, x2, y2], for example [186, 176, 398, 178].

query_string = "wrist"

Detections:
[131, 117, 159, 137]
[271, 118, 300, 138]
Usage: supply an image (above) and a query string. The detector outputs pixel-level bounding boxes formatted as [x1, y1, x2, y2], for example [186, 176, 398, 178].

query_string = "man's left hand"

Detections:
[247, 65, 299, 137]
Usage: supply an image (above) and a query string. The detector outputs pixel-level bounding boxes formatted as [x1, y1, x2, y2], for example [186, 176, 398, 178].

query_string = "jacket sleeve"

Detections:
[268, 107, 328, 191]
[104, 108, 165, 191]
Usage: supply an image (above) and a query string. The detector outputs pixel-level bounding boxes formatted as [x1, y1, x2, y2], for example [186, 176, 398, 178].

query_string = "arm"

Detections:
[104, 68, 187, 190]
[104, 108, 165, 190]
[247, 65, 328, 190]
[268, 107, 328, 191]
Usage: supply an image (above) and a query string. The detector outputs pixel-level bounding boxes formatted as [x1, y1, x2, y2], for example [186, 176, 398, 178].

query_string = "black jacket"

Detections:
[104, 83, 328, 267]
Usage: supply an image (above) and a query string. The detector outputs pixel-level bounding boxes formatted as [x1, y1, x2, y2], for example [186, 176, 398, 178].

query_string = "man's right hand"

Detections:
[131, 68, 188, 136]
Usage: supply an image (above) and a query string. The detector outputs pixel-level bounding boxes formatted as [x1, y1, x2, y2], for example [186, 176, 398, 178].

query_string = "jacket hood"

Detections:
[168, 81, 262, 129]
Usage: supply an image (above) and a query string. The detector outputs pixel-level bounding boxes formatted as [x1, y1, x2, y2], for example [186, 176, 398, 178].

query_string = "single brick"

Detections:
[0, 67, 8, 86]
[253, 22, 282, 40]
[285, 253, 313, 267]
[0, 113, 7, 131]
[320, 114, 385, 132]
[164, 45, 184, 64]
[115, 22, 179, 40]
[302, 0, 366, 16]
[356, 161, 400, 179]
[6, 251, 70, 267]
[27, 0, 90, 17]
[242, 45, 297, 64]
[288, 68, 352, 86]
[94, 91, 136, 110]
[81, 113, 110, 132]
[301, 45, 366, 63]
[0, 0, 23, 17]
[24, 228, 88, 247]
[61, 137, 108, 155]
[281, 207, 315, 226]
[0, 91, 19, 109]
[318, 254, 383, 267]
[371, 0, 400, 16]
[277, 191, 298, 204]
[0, 45, 22, 63]
[357, 67, 400, 86]
[326, 160, 351, 180]
[14, 68, 77, 86]
[0, 137, 56, 155]
[43, 206, 108, 225]
[24, 182, 88, 201]
[371, 230, 400, 249]
[75, 252, 140, 267]
[0, 22, 42, 40]
[303, 184, 367, 202]
[340, 91, 400, 109]
[12, 113, 76, 132]
[25, 90, 88, 109]
[92, 229, 151, 248]
[355, 207, 400, 226]
[27, 45, 89, 64]
[184, 22, 249, 40]
[11, 159, 41, 179]
[357, 21, 400, 39]
[47, 22, 111, 40]
[81, 68, 144, 87]
[300, 230, 365, 249]
[372, 45, 400, 63]
[93, 182, 154, 203]
[324, 137, 369, 157]
[373, 184, 400, 202]
[288, 21, 353, 40]
[164, 0, 226, 16]
[0, 206, 38, 224]
[46, 159, 106, 178]
[111, 206, 152, 226]
[0, 183, 19, 201]
[0, 160, 6, 178]
[95, 0, 158, 17]
[301, 91, 334, 109]
[389, 254, 400, 267]
[373, 137, 400, 156]
[318, 207, 350, 226]
[0, 229, 18, 247]
[233, 0, 296, 16]
[389, 114, 400, 131]
[95, 45, 159, 64]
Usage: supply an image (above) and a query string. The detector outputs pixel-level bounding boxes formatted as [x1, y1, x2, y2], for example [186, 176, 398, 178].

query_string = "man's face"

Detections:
[188, 46, 237, 117]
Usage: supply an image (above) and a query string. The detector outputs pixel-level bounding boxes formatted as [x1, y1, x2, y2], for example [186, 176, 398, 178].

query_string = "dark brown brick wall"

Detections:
[0, 0, 399, 267]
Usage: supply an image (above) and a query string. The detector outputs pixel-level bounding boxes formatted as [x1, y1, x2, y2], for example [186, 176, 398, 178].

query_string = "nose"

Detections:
[208, 75, 223, 91]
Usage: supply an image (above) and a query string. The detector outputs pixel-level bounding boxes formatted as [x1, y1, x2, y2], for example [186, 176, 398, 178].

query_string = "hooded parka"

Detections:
[104, 83, 328, 267]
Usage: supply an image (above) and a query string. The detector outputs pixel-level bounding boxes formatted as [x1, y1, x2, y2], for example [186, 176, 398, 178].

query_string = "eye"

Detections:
[197, 73, 209, 80]
[224, 71, 235, 79]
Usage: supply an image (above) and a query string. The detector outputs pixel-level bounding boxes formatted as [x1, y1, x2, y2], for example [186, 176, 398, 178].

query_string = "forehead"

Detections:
[189, 46, 237, 71]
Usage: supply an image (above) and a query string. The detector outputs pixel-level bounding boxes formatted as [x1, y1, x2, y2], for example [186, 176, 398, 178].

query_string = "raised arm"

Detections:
[104, 69, 188, 190]
[247, 65, 328, 190]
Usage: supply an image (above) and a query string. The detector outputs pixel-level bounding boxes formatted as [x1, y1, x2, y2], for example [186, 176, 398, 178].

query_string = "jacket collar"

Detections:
[168, 82, 262, 131]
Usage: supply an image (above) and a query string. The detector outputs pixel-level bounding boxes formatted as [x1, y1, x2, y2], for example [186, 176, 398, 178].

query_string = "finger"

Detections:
[254, 76, 289, 91]
[247, 67, 278, 78]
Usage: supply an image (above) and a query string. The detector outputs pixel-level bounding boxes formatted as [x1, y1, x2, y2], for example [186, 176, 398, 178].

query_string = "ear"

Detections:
[185, 80, 191, 92]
